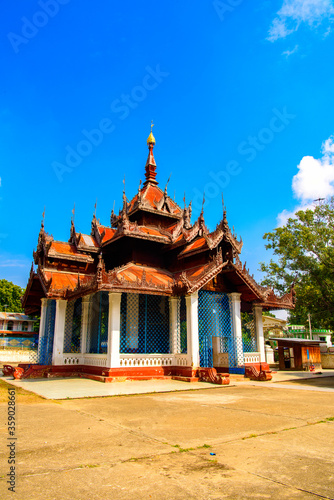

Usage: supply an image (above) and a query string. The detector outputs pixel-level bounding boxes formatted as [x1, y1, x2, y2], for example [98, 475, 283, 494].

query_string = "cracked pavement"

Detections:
[1, 378, 334, 499]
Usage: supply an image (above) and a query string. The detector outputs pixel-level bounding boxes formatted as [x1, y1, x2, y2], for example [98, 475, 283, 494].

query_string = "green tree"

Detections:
[0, 279, 25, 313]
[260, 199, 334, 331]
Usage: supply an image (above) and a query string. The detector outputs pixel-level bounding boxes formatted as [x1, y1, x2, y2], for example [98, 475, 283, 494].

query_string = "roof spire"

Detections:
[147, 120, 156, 145]
[41, 207, 45, 229]
[143, 122, 158, 187]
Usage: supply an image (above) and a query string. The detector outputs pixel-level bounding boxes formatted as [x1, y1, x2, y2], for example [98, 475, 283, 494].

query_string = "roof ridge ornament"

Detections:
[164, 173, 171, 195]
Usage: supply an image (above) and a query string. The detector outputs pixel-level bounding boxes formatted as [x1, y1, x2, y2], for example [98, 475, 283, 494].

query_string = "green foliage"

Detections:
[0, 279, 24, 313]
[260, 199, 334, 330]
[263, 311, 275, 318]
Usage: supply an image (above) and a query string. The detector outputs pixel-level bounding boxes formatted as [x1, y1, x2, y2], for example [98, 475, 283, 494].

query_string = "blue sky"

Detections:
[1, 0, 334, 292]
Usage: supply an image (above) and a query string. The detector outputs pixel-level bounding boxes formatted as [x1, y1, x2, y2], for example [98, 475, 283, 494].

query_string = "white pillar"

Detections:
[107, 292, 122, 368]
[37, 298, 48, 363]
[229, 293, 244, 367]
[80, 296, 90, 355]
[52, 299, 67, 365]
[254, 305, 266, 362]
[186, 292, 200, 367]
[169, 297, 179, 354]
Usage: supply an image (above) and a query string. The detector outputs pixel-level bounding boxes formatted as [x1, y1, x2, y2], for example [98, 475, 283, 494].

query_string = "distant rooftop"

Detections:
[0, 312, 33, 321]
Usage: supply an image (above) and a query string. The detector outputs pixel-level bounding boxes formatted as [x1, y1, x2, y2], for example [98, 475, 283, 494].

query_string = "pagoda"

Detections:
[20, 125, 295, 383]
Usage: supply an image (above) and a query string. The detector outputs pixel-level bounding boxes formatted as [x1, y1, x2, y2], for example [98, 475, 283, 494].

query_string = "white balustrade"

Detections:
[119, 354, 174, 368]
[174, 354, 190, 366]
[244, 352, 261, 364]
[62, 354, 107, 366]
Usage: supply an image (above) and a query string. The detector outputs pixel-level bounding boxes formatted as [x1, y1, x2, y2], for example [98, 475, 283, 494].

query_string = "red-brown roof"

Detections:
[78, 233, 99, 248]
[117, 263, 174, 288]
[49, 242, 79, 256]
[44, 271, 93, 292]
[178, 237, 207, 257]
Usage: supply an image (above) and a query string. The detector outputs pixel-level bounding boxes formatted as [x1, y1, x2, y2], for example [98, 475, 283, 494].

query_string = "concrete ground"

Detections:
[3, 369, 334, 400]
[1, 374, 334, 499]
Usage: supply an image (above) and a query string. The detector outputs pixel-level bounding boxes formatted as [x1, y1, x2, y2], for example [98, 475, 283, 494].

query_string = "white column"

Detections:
[169, 297, 179, 354]
[186, 292, 200, 367]
[80, 296, 90, 355]
[254, 305, 266, 362]
[37, 298, 48, 363]
[52, 299, 67, 365]
[107, 292, 122, 368]
[229, 293, 244, 367]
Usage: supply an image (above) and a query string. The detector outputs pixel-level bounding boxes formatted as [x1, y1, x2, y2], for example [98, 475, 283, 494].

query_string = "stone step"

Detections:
[79, 373, 172, 383]
[172, 376, 200, 383]
[229, 374, 248, 382]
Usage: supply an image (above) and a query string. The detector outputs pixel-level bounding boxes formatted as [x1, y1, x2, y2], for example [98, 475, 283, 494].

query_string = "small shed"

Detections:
[272, 338, 322, 371]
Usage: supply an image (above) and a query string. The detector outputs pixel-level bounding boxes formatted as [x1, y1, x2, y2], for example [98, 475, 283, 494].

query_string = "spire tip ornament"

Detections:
[147, 121, 156, 145]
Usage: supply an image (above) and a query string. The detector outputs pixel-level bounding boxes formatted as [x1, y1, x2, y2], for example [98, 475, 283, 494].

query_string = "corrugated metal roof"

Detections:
[0, 312, 33, 321]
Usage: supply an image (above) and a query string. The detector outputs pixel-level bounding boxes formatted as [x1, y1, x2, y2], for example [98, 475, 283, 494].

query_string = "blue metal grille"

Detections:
[177, 296, 187, 354]
[86, 292, 109, 354]
[198, 291, 232, 368]
[39, 300, 56, 365]
[64, 298, 82, 353]
[120, 293, 170, 354]
[241, 312, 257, 352]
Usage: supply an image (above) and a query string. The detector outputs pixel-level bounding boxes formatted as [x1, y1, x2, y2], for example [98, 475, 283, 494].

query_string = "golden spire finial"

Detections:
[147, 121, 156, 145]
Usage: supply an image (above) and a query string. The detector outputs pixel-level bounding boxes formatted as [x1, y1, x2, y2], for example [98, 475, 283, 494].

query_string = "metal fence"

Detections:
[198, 290, 232, 368]
[120, 293, 170, 354]
[86, 292, 109, 354]
[176, 296, 187, 354]
[64, 298, 82, 353]
[38, 299, 56, 365]
[241, 312, 257, 353]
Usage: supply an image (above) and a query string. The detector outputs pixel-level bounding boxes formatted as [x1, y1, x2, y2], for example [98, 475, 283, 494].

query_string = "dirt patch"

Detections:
[281, 376, 334, 389]
[0, 378, 49, 405]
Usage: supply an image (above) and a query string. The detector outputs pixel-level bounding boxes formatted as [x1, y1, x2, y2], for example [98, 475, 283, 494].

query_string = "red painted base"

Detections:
[245, 362, 272, 381]
[5, 362, 272, 383]
[198, 367, 230, 385]
[12, 363, 202, 383]
[3, 365, 15, 376]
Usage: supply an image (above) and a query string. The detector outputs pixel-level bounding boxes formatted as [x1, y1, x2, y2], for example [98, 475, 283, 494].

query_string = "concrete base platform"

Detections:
[3, 369, 334, 399]
[1, 376, 225, 400]
[1, 374, 334, 499]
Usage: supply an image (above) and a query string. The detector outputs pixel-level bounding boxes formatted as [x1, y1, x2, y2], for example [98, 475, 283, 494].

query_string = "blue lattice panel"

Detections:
[198, 291, 232, 368]
[241, 313, 257, 353]
[86, 292, 109, 354]
[176, 296, 187, 354]
[39, 300, 56, 365]
[120, 293, 170, 354]
[64, 299, 82, 353]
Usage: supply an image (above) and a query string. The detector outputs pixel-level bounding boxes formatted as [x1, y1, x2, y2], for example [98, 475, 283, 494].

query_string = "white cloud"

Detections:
[277, 135, 334, 225]
[292, 135, 334, 202]
[268, 0, 334, 41]
[282, 44, 299, 56]
[0, 259, 28, 268]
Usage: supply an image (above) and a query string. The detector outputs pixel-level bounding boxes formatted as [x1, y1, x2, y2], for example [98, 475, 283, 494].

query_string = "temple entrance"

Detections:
[198, 290, 233, 368]
[120, 293, 170, 354]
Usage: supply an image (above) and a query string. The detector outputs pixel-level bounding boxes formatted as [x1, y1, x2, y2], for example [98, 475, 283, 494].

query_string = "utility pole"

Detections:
[308, 313, 312, 340]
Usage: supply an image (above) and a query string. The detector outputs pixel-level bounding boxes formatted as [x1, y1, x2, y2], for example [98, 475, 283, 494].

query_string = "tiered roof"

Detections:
[22, 127, 295, 314]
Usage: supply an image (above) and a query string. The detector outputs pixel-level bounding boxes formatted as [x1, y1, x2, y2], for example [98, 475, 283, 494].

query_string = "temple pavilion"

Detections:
[21, 126, 295, 382]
